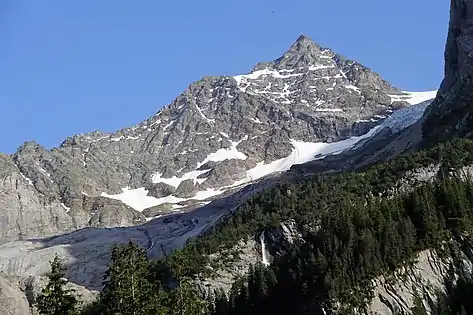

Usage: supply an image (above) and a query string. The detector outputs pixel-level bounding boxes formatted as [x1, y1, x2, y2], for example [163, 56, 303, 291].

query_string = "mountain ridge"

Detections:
[0, 35, 435, 245]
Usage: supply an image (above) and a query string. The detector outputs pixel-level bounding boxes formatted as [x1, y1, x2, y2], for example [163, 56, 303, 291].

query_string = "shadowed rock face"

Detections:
[422, 0, 473, 143]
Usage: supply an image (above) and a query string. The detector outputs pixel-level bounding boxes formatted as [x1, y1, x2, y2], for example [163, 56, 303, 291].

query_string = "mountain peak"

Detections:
[289, 34, 323, 51]
[271, 34, 328, 70]
[295, 34, 313, 44]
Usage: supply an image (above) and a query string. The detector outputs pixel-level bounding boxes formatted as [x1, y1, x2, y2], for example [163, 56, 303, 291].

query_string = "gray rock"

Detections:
[422, 0, 473, 142]
[87, 197, 146, 228]
[0, 274, 31, 315]
[24, 275, 98, 313]
[142, 203, 174, 218]
[147, 182, 176, 198]
[369, 249, 472, 315]
[174, 179, 198, 198]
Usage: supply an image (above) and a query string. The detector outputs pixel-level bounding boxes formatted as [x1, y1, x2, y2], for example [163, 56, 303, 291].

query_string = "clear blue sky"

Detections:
[1, 1, 450, 154]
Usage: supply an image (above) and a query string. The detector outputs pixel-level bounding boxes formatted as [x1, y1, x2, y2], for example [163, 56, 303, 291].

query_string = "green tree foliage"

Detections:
[37, 255, 78, 315]
[150, 138, 473, 314]
[167, 276, 208, 315]
[82, 138, 473, 314]
[100, 240, 163, 315]
[85, 240, 208, 315]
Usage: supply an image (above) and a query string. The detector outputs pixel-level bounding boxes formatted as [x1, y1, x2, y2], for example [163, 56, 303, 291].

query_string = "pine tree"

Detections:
[36, 254, 77, 315]
[100, 240, 158, 315]
[167, 276, 208, 315]
[213, 288, 230, 315]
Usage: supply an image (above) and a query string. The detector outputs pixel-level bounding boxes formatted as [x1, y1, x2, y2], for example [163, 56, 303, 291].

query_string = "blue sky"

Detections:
[1, 1, 450, 153]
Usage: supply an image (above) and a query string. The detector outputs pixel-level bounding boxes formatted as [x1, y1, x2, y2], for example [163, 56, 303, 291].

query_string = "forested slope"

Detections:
[140, 138, 473, 314]
[35, 137, 473, 315]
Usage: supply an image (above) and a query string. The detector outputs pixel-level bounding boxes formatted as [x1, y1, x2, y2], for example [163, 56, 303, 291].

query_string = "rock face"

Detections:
[0, 274, 31, 315]
[25, 275, 98, 314]
[0, 35, 424, 244]
[369, 249, 472, 315]
[422, 0, 473, 143]
[0, 274, 98, 315]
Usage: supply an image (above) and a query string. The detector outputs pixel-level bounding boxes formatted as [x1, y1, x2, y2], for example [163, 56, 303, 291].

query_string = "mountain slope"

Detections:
[0, 35, 435, 244]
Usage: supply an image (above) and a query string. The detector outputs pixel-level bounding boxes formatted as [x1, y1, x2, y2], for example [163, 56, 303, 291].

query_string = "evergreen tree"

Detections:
[37, 254, 77, 315]
[167, 276, 208, 315]
[100, 240, 158, 315]
[213, 289, 230, 315]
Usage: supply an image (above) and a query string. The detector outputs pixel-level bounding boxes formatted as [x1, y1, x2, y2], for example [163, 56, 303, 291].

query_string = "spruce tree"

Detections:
[167, 276, 208, 315]
[36, 254, 77, 315]
[100, 240, 158, 315]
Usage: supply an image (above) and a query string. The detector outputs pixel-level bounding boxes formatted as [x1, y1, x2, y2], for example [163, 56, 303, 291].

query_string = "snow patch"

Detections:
[151, 169, 211, 188]
[101, 186, 227, 212]
[150, 120, 161, 127]
[308, 65, 335, 71]
[251, 117, 262, 124]
[234, 69, 304, 83]
[60, 203, 71, 213]
[110, 136, 124, 142]
[344, 85, 361, 93]
[315, 108, 343, 112]
[388, 91, 437, 105]
[101, 188, 182, 212]
[196, 139, 247, 168]
[163, 120, 175, 132]
[19, 172, 33, 186]
[231, 127, 380, 186]
[195, 103, 215, 124]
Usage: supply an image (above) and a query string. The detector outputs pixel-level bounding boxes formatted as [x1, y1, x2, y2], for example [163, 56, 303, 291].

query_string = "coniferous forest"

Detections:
[37, 138, 473, 314]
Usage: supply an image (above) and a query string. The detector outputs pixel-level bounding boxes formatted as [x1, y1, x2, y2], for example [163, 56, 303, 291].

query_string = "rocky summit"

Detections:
[0, 35, 436, 245]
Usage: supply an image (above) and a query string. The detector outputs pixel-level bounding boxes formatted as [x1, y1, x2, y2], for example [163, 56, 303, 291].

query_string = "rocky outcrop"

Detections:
[0, 177, 270, 291]
[196, 220, 307, 294]
[0, 157, 80, 244]
[0, 273, 98, 315]
[0, 274, 31, 315]
[422, 0, 473, 143]
[87, 197, 146, 228]
[25, 275, 98, 314]
[369, 249, 472, 315]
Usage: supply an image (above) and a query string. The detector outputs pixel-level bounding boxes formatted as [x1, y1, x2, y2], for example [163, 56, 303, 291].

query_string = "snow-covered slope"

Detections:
[100, 91, 436, 214]
[379, 98, 433, 133]
[388, 90, 437, 105]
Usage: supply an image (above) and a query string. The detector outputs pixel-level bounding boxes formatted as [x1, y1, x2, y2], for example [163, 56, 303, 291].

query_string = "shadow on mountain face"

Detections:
[0, 175, 277, 291]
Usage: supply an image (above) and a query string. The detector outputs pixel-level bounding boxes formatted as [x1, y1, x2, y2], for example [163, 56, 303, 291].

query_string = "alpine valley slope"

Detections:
[0, 35, 436, 291]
